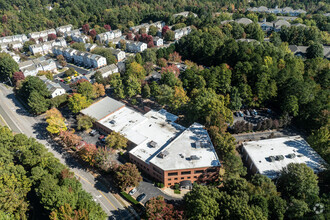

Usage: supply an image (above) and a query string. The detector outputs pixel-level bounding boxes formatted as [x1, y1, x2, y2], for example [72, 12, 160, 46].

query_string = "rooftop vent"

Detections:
[287, 153, 296, 159]
[190, 155, 200, 160]
[275, 155, 284, 161]
[109, 120, 116, 124]
[195, 141, 201, 149]
[158, 150, 169, 158]
[269, 156, 276, 162]
[148, 141, 158, 148]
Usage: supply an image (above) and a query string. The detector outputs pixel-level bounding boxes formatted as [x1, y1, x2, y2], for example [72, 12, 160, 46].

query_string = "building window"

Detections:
[168, 183, 172, 185]
[168, 172, 178, 176]
[181, 171, 191, 175]
[181, 177, 184, 180]
[194, 170, 204, 174]
[194, 176, 198, 178]
[168, 178, 171, 181]
[187, 177, 191, 179]
[174, 178, 178, 180]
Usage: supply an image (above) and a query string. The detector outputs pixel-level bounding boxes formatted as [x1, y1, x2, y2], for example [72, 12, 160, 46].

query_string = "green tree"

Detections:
[77, 81, 95, 100]
[148, 25, 158, 36]
[184, 184, 221, 220]
[230, 87, 242, 110]
[105, 131, 127, 150]
[77, 114, 95, 131]
[135, 53, 143, 64]
[286, 198, 309, 219]
[71, 42, 86, 51]
[23, 40, 35, 53]
[306, 43, 324, 59]
[0, 53, 19, 81]
[308, 126, 330, 163]
[19, 76, 50, 99]
[28, 91, 49, 114]
[223, 153, 247, 178]
[68, 94, 91, 114]
[142, 49, 157, 64]
[0, 162, 31, 219]
[164, 30, 175, 41]
[277, 163, 319, 205]
[142, 83, 151, 98]
[282, 95, 299, 116]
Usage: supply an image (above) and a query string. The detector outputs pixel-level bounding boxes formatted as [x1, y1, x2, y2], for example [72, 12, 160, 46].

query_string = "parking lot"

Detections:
[233, 109, 274, 126]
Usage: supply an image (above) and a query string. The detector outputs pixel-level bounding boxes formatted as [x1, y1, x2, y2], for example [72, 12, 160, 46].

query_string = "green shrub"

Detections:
[174, 189, 181, 194]
[120, 191, 139, 205]
[174, 183, 180, 190]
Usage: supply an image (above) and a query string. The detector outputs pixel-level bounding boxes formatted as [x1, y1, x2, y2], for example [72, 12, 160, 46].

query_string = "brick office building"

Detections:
[81, 97, 221, 188]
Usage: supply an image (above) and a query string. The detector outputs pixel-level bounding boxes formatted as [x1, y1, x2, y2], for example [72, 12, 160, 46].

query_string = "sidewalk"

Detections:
[161, 188, 190, 199]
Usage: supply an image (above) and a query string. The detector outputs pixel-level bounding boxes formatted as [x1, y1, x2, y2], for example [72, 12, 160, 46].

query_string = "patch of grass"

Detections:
[174, 189, 181, 194]
[120, 191, 139, 205]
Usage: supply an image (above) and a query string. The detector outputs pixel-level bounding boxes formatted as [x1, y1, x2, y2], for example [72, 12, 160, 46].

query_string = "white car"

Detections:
[129, 188, 137, 195]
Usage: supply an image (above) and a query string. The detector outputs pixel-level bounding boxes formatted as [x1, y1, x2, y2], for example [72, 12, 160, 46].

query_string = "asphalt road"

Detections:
[0, 84, 136, 220]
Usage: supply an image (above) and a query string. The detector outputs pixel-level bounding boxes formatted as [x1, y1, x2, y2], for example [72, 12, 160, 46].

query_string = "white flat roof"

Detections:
[242, 136, 327, 179]
[150, 123, 220, 171]
[100, 107, 185, 162]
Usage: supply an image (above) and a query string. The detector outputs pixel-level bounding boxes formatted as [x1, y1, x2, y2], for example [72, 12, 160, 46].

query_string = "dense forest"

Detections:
[0, 126, 106, 219]
[0, 0, 329, 36]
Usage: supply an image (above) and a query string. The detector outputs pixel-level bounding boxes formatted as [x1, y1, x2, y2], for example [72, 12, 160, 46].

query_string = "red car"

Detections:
[98, 135, 105, 140]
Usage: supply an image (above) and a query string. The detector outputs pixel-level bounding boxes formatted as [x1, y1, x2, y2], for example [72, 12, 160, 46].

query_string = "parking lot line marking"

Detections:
[75, 173, 117, 210]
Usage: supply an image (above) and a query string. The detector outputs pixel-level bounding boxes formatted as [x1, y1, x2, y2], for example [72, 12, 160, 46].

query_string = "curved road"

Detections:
[0, 84, 136, 220]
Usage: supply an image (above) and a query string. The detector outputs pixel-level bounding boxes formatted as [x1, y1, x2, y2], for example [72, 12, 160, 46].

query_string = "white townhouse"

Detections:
[64, 29, 81, 37]
[125, 41, 147, 53]
[173, 11, 198, 18]
[72, 34, 89, 43]
[273, 20, 291, 32]
[91, 64, 119, 78]
[0, 34, 28, 44]
[56, 24, 73, 35]
[29, 38, 67, 55]
[130, 21, 164, 33]
[259, 21, 274, 31]
[153, 37, 163, 47]
[174, 26, 192, 40]
[45, 80, 66, 98]
[19, 58, 57, 77]
[111, 49, 126, 61]
[28, 29, 56, 40]
[53, 46, 107, 68]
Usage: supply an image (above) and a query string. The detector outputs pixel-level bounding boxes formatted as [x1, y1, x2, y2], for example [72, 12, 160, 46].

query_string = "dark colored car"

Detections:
[136, 193, 146, 202]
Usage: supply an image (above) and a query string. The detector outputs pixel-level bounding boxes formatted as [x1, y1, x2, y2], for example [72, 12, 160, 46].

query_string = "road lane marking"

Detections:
[74, 173, 117, 210]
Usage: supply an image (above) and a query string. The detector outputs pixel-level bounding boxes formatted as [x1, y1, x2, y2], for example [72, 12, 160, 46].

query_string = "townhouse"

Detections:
[247, 6, 306, 16]
[28, 29, 56, 42]
[173, 11, 198, 18]
[153, 37, 163, 47]
[124, 40, 147, 53]
[90, 64, 119, 78]
[174, 26, 192, 40]
[52, 46, 107, 68]
[19, 58, 57, 77]
[111, 48, 126, 61]
[130, 21, 164, 33]
[29, 38, 67, 55]
[56, 24, 73, 35]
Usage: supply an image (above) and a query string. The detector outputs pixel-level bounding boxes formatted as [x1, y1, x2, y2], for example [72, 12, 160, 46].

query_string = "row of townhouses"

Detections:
[29, 38, 67, 55]
[0, 48, 20, 63]
[259, 19, 305, 32]
[90, 64, 119, 78]
[174, 26, 192, 40]
[121, 40, 148, 53]
[173, 11, 198, 18]
[0, 34, 28, 44]
[130, 21, 164, 33]
[52, 46, 107, 69]
[55, 24, 73, 35]
[19, 58, 57, 77]
[247, 6, 306, 16]
[96, 29, 122, 44]
[28, 29, 56, 41]
[0, 40, 24, 50]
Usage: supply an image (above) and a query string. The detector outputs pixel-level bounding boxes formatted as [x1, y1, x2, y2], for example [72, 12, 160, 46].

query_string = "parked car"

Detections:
[136, 193, 146, 202]
[239, 111, 244, 117]
[89, 130, 97, 136]
[234, 112, 239, 117]
[101, 137, 106, 143]
[129, 188, 137, 196]
[252, 109, 257, 116]
[245, 110, 250, 116]
[98, 135, 105, 140]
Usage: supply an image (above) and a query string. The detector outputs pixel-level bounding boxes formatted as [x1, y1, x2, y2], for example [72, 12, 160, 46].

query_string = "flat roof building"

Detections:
[242, 136, 327, 179]
[81, 97, 220, 187]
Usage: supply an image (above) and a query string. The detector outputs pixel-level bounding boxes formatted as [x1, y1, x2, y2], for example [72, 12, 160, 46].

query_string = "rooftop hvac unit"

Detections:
[148, 141, 158, 148]
[157, 150, 169, 158]
[275, 155, 284, 161]
[195, 141, 201, 148]
[110, 120, 116, 124]
[190, 155, 200, 160]
[269, 156, 276, 162]
[288, 153, 296, 159]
